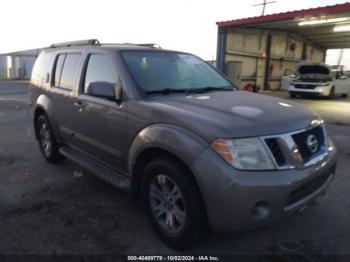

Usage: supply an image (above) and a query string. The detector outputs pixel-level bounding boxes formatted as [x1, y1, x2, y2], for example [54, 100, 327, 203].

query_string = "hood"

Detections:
[296, 64, 332, 82]
[147, 91, 320, 141]
[298, 64, 330, 75]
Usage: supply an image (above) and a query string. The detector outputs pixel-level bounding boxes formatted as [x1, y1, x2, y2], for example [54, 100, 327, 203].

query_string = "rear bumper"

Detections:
[192, 145, 337, 232]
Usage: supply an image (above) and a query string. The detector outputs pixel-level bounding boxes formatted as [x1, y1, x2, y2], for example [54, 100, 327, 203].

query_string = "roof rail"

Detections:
[50, 39, 100, 48]
[136, 43, 162, 49]
[102, 43, 162, 49]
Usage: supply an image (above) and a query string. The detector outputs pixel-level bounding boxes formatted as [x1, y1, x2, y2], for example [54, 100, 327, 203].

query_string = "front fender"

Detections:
[128, 124, 209, 175]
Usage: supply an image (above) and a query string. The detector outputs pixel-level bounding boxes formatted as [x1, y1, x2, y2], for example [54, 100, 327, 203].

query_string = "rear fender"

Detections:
[34, 94, 61, 141]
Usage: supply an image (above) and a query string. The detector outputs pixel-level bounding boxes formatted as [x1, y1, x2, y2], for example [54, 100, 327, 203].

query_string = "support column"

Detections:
[216, 27, 227, 72]
[263, 34, 272, 91]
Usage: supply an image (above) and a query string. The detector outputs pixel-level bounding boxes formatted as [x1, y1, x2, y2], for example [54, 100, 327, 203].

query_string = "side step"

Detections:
[59, 146, 131, 193]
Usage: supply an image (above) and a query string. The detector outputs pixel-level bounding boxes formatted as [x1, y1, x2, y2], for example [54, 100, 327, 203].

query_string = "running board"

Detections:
[59, 146, 131, 193]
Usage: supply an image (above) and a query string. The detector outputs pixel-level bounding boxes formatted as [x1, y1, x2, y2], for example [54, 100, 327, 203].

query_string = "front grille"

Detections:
[294, 84, 317, 89]
[286, 166, 335, 206]
[265, 138, 286, 166]
[292, 126, 325, 162]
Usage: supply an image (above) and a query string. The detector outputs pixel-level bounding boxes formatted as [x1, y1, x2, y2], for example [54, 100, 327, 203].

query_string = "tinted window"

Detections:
[54, 54, 66, 87]
[120, 51, 230, 92]
[84, 54, 118, 94]
[31, 52, 54, 87]
[59, 54, 81, 90]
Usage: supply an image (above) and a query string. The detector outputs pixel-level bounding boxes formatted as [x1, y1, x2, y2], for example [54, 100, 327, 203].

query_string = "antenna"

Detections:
[253, 0, 276, 15]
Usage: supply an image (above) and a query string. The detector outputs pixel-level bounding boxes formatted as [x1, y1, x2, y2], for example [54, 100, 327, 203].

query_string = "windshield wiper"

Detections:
[188, 86, 233, 93]
[145, 86, 234, 95]
[145, 88, 189, 95]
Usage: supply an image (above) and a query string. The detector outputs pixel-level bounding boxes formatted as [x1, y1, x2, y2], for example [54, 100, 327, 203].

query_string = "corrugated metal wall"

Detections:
[224, 28, 325, 90]
[0, 50, 40, 80]
[0, 55, 7, 78]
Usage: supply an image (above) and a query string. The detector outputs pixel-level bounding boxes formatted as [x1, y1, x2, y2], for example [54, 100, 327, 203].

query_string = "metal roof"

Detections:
[0, 48, 41, 56]
[217, 3, 350, 49]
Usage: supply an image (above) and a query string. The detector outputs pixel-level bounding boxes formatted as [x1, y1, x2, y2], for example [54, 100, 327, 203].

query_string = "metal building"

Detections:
[0, 48, 41, 80]
[216, 3, 350, 91]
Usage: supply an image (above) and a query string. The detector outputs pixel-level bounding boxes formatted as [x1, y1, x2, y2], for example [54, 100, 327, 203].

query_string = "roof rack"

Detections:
[135, 43, 162, 49]
[102, 43, 162, 49]
[50, 39, 100, 48]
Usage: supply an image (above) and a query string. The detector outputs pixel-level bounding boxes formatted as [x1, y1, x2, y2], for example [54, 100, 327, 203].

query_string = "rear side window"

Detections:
[54, 54, 66, 87]
[84, 54, 118, 94]
[31, 52, 54, 87]
[57, 53, 81, 90]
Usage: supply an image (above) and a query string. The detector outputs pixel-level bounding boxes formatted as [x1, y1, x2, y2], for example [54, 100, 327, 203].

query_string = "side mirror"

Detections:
[116, 84, 123, 102]
[86, 81, 116, 100]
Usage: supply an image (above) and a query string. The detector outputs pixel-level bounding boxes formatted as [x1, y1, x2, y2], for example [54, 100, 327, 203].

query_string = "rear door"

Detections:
[50, 52, 83, 144]
[70, 52, 128, 171]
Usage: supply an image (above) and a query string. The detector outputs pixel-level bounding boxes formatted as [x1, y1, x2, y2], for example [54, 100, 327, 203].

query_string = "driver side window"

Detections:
[84, 54, 118, 95]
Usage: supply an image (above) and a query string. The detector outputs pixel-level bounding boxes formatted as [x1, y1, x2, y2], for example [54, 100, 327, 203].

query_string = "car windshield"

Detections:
[120, 51, 232, 93]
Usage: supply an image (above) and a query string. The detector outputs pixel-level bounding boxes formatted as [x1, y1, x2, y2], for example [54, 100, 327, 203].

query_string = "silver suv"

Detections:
[30, 39, 337, 249]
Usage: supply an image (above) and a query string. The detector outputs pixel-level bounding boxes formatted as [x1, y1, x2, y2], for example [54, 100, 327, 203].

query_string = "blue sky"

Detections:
[0, 0, 348, 60]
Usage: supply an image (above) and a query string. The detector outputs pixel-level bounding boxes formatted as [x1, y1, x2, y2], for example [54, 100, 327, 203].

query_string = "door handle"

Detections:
[73, 101, 84, 112]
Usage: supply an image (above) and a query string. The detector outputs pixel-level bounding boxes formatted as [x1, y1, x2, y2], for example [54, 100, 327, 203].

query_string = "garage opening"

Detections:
[216, 3, 350, 92]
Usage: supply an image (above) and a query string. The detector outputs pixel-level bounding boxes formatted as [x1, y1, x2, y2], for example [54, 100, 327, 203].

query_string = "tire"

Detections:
[35, 114, 64, 163]
[341, 94, 348, 98]
[289, 92, 297, 98]
[141, 157, 208, 249]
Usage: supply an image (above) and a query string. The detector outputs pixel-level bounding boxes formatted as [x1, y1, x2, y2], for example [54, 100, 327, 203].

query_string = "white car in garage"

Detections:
[289, 63, 350, 98]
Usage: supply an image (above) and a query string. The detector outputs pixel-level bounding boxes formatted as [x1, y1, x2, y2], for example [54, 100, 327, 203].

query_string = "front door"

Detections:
[71, 53, 127, 172]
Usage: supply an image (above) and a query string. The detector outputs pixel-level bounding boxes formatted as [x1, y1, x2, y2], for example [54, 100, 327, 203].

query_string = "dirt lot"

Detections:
[0, 80, 349, 256]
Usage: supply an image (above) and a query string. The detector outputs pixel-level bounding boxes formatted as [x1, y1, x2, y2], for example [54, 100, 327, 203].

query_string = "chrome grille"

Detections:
[265, 138, 286, 166]
[294, 84, 317, 89]
[263, 123, 328, 170]
[292, 125, 325, 162]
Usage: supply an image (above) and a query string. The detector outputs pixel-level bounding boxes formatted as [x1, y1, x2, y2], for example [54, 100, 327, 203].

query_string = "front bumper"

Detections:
[289, 84, 332, 96]
[192, 144, 337, 232]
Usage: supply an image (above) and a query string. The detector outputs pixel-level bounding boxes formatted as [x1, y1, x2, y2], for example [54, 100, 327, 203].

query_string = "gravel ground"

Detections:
[0, 81, 349, 257]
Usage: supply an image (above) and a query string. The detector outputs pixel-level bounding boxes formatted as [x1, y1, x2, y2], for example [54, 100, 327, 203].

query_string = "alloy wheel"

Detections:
[39, 122, 52, 157]
[149, 174, 186, 234]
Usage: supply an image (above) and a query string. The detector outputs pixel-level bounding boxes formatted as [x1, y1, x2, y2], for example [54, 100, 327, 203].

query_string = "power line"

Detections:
[253, 0, 276, 16]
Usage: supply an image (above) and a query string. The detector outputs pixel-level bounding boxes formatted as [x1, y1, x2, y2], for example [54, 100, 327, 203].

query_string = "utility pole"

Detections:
[253, 0, 276, 15]
[337, 49, 344, 67]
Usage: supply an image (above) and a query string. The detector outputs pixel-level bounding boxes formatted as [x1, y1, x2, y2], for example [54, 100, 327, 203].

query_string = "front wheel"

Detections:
[142, 158, 208, 249]
[36, 114, 64, 163]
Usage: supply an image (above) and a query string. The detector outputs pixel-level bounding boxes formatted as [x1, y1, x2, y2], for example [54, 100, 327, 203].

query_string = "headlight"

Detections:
[211, 138, 275, 170]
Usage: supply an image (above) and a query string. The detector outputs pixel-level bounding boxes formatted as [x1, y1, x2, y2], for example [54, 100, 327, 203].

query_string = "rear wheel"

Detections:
[341, 94, 348, 98]
[142, 158, 208, 249]
[36, 114, 64, 163]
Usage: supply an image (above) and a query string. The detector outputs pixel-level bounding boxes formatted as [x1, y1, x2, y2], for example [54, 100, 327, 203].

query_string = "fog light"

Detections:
[252, 201, 270, 220]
